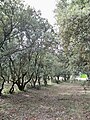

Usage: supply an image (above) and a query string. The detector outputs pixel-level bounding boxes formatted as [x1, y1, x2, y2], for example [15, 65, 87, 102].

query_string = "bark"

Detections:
[0, 76, 5, 96]
[38, 77, 41, 86]
[16, 72, 34, 91]
[43, 75, 47, 86]
[17, 84, 25, 91]
[9, 81, 15, 94]
[24, 72, 34, 88]
[44, 78, 47, 86]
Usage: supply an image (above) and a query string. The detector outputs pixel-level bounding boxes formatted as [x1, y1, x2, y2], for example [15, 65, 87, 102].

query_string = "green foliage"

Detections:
[55, 0, 90, 75]
[80, 74, 88, 78]
[0, 0, 57, 94]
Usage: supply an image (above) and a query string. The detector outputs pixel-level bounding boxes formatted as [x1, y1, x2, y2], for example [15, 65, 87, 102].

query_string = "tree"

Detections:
[0, 0, 23, 94]
[0, 0, 57, 94]
[55, 0, 90, 77]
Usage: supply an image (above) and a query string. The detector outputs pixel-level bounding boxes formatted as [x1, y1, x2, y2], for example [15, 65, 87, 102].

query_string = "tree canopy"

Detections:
[55, 0, 90, 76]
[0, 0, 58, 94]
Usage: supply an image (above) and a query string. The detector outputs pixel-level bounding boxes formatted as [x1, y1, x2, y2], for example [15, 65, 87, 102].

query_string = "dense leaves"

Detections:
[55, 0, 90, 76]
[0, 0, 57, 94]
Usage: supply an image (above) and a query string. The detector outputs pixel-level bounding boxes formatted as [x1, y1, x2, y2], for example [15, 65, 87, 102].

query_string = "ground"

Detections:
[0, 83, 90, 120]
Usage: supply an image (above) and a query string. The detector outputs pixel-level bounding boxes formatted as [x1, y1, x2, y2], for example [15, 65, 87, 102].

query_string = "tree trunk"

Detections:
[64, 75, 67, 81]
[67, 74, 70, 81]
[18, 85, 24, 91]
[38, 77, 41, 86]
[44, 79, 47, 86]
[9, 82, 15, 94]
[37, 77, 41, 89]
[43, 75, 47, 86]
[0, 77, 5, 96]
[33, 80, 37, 88]
[56, 76, 60, 84]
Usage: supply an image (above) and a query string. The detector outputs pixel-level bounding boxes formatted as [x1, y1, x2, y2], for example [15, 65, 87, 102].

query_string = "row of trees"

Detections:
[1, 0, 90, 95]
[0, 0, 61, 95]
[55, 0, 90, 78]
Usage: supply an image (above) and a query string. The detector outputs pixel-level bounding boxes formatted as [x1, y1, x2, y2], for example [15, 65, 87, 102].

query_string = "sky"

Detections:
[24, 0, 57, 25]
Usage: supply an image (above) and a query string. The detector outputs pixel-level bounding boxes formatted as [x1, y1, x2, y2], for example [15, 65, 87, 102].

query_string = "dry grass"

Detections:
[0, 83, 90, 120]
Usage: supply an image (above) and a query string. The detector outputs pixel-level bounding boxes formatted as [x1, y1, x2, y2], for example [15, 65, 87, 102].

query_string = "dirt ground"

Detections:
[0, 83, 90, 120]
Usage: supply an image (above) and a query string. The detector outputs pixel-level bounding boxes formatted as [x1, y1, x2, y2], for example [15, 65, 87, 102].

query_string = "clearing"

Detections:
[0, 83, 90, 120]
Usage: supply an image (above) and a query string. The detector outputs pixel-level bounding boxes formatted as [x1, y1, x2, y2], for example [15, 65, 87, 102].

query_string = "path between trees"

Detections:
[0, 83, 90, 120]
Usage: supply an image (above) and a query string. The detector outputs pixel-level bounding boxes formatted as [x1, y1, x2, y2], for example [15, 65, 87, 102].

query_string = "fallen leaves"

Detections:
[0, 83, 90, 120]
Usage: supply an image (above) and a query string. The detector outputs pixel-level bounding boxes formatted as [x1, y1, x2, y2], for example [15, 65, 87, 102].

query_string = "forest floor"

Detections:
[0, 82, 90, 120]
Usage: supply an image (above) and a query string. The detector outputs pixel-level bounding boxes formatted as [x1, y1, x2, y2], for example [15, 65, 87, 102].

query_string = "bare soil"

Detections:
[0, 83, 90, 120]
